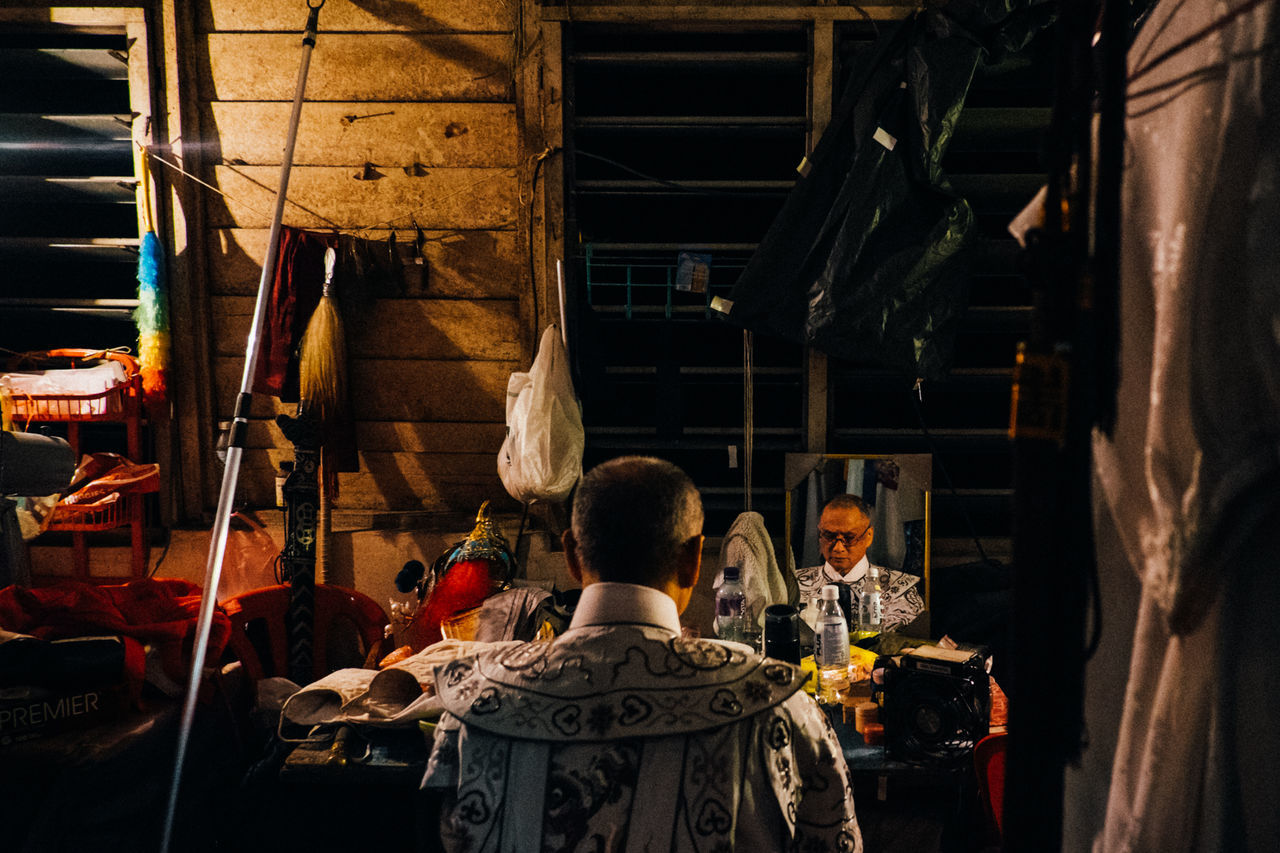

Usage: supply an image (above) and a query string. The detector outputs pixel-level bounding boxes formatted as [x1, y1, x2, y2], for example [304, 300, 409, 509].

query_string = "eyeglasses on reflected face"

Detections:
[818, 525, 870, 547]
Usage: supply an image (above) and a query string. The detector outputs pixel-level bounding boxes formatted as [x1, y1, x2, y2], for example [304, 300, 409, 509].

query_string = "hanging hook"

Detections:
[412, 217, 427, 265]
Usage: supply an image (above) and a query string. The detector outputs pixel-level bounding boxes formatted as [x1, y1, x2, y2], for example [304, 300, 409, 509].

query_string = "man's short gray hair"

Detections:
[823, 493, 872, 520]
[570, 456, 704, 585]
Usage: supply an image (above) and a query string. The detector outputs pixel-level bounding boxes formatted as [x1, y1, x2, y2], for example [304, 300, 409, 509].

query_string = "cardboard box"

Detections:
[0, 682, 127, 748]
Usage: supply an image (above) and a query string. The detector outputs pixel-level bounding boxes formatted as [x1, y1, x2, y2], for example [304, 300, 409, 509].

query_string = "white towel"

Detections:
[714, 511, 788, 629]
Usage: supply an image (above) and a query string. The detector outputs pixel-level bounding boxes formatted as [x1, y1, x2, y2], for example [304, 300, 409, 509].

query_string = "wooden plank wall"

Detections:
[193, 0, 524, 514]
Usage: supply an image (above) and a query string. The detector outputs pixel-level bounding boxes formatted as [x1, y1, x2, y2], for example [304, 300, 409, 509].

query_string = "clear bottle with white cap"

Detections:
[858, 566, 885, 635]
[714, 565, 747, 643]
[813, 583, 851, 704]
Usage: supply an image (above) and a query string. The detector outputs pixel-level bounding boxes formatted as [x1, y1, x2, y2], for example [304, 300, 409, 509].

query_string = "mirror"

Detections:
[783, 453, 932, 613]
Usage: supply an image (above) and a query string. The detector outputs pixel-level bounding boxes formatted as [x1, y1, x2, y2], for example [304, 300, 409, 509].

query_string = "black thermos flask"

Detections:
[763, 604, 802, 664]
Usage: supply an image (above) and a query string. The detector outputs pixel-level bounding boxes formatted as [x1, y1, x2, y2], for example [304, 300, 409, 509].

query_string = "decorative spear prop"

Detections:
[160, 3, 325, 850]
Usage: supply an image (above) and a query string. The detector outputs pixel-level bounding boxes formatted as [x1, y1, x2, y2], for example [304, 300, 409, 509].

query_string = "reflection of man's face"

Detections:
[818, 505, 874, 575]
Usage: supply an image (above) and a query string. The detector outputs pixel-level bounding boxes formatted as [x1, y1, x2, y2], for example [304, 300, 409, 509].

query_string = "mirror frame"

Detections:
[783, 453, 933, 610]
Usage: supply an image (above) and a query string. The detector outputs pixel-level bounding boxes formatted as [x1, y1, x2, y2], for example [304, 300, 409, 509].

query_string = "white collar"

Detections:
[823, 555, 870, 584]
[567, 581, 682, 635]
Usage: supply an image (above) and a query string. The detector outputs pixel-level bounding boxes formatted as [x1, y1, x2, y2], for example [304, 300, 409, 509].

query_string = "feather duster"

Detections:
[134, 147, 170, 410]
[135, 230, 170, 408]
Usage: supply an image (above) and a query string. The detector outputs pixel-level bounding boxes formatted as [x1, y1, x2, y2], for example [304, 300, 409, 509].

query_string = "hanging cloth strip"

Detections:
[251, 225, 332, 402]
[252, 226, 359, 478]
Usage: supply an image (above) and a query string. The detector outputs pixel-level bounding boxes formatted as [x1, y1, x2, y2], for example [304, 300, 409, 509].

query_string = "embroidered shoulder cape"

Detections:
[424, 625, 862, 853]
[794, 563, 925, 632]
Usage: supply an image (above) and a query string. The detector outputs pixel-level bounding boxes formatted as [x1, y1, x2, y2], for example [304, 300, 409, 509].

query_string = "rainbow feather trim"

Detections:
[135, 231, 170, 406]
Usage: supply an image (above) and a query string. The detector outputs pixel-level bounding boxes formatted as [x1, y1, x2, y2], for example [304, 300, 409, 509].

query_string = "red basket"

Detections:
[47, 493, 127, 532]
[3, 349, 139, 424]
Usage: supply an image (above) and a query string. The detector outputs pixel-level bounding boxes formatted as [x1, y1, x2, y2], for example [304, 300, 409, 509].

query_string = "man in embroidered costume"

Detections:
[424, 456, 861, 852]
[794, 494, 924, 632]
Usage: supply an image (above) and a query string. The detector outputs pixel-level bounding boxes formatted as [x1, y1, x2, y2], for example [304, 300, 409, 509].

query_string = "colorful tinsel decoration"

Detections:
[135, 230, 170, 408]
[134, 146, 169, 410]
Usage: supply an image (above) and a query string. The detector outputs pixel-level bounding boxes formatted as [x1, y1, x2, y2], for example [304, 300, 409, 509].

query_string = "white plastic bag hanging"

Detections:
[498, 325, 583, 503]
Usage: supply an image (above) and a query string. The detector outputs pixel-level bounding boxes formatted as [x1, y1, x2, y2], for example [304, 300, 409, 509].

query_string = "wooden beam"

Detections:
[0, 6, 144, 25]
[538, 21, 566, 344]
[235, 449, 505, 511]
[198, 0, 516, 34]
[211, 296, 522, 361]
[213, 357, 517, 421]
[240, 418, 507, 453]
[810, 18, 834, 143]
[158, 0, 220, 521]
[197, 33, 514, 102]
[538, 4, 915, 23]
[205, 165, 516, 229]
[126, 13, 174, 527]
[804, 16, 836, 453]
[207, 228, 520, 299]
[202, 102, 517, 167]
[510, 3, 543, 361]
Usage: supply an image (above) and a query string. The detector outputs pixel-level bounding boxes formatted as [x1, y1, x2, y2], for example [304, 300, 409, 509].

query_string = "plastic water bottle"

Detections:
[859, 566, 885, 634]
[799, 594, 820, 632]
[714, 566, 747, 643]
[814, 584, 850, 704]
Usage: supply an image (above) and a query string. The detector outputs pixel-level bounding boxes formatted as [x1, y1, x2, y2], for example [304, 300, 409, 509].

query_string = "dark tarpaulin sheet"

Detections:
[726, 0, 1054, 381]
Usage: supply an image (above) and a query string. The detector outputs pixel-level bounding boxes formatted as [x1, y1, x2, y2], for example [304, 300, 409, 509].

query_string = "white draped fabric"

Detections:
[1080, 2, 1280, 849]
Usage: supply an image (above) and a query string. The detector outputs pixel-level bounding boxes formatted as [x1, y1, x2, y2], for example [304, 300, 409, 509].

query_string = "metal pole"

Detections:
[556, 258, 568, 355]
[160, 3, 324, 850]
[1005, 2, 1127, 849]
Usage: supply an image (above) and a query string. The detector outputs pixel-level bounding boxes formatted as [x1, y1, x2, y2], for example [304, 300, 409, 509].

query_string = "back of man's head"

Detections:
[570, 456, 704, 586]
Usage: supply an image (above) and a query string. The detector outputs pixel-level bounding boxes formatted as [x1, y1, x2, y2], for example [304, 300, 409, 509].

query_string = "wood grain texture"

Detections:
[163, 0, 222, 521]
[203, 102, 516, 167]
[206, 165, 516, 229]
[207, 228, 520, 299]
[212, 295, 522, 360]
[214, 357, 516, 421]
[198, 0, 516, 34]
[538, 3, 917, 21]
[240, 418, 507, 453]
[197, 33, 514, 101]
[236, 449, 503, 511]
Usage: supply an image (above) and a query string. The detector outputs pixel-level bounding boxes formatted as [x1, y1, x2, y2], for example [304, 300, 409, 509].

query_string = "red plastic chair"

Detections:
[974, 732, 1008, 842]
[221, 584, 389, 683]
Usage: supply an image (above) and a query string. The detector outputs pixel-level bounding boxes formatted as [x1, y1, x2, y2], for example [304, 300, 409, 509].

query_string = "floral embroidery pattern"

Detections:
[709, 688, 744, 717]
[435, 626, 806, 740]
[455, 790, 490, 825]
[551, 704, 582, 736]
[428, 632, 861, 853]
[768, 716, 792, 750]
[776, 754, 794, 790]
[441, 660, 472, 688]
[586, 702, 615, 736]
[495, 643, 595, 687]
[764, 663, 794, 685]
[618, 694, 652, 726]
[542, 744, 640, 853]
[669, 636, 736, 670]
[689, 751, 730, 789]
[695, 799, 733, 836]
[470, 686, 500, 715]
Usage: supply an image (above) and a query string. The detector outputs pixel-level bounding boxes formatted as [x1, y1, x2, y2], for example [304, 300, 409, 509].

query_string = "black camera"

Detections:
[873, 648, 990, 766]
